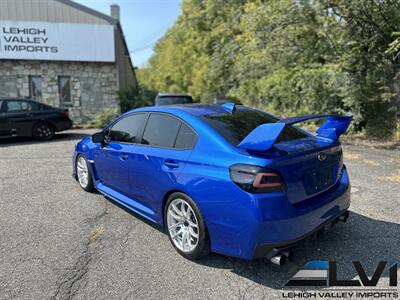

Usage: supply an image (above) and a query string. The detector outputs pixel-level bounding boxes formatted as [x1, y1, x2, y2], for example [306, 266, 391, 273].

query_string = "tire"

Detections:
[33, 122, 55, 140]
[76, 155, 94, 192]
[165, 192, 210, 260]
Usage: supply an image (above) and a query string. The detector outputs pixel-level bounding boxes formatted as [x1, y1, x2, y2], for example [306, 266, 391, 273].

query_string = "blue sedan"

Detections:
[72, 103, 352, 264]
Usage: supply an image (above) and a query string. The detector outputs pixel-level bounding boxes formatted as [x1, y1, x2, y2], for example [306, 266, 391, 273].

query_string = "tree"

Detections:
[138, 0, 400, 137]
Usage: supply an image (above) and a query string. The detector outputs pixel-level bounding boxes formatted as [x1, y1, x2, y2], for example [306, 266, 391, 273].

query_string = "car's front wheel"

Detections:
[165, 192, 210, 260]
[76, 155, 94, 192]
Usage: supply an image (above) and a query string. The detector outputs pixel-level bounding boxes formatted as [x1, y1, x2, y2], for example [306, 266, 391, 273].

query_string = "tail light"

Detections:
[229, 164, 284, 193]
[60, 110, 69, 118]
[337, 148, 344, 178]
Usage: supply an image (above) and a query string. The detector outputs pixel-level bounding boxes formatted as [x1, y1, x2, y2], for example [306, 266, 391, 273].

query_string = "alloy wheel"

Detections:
[167, 198, 199, 253]
[77, 156, 89, 188]
[35, 124, 54, 139]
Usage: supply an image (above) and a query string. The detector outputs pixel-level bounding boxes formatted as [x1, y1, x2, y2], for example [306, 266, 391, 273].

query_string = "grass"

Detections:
[362, 159, 380, 166]
[343, 151, 381, 167]
[296, 120, 400, 150]
[343, 152, 360, 160]
[90, 225, 105, 242]
[341, 133, 400, 150]
[377, 174, 400, 183]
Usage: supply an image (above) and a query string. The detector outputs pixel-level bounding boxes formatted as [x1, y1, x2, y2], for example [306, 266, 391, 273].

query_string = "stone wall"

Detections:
[0, 60, 119, 124]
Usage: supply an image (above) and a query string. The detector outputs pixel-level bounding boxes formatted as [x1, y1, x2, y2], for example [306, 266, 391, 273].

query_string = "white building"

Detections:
[0, 0, 137, 123]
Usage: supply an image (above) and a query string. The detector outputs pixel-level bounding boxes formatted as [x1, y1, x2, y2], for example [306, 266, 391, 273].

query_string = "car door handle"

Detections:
[120, 153, 129, 161]
[163, 159, 179, 169]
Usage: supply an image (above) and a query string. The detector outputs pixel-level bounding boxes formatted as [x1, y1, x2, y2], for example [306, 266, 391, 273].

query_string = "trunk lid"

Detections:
[235, 113, 351, 204]
[272, 137, 343, 204]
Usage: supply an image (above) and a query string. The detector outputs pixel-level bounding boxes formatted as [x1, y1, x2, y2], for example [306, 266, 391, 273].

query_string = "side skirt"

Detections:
[95, 181, 159, 224]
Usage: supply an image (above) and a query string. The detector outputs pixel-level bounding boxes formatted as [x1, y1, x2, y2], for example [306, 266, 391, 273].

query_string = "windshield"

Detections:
[155, 96, 193, 106]
[200, 107, 309, 146]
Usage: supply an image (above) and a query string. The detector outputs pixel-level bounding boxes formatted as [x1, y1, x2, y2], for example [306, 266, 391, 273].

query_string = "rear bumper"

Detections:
[205, 167, 351, 260]
[55, 119, 73, 132]
[253, 209, 349, 258]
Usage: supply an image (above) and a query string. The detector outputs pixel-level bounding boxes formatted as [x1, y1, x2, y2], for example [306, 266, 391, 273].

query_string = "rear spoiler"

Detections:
[238, 114, 352, 151]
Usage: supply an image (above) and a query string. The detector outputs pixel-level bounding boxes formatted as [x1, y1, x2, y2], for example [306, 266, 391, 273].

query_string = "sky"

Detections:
[74, 0, 182, 67]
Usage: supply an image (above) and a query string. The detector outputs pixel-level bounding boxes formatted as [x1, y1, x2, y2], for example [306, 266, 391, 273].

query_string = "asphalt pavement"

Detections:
[0, 129, 399, 300]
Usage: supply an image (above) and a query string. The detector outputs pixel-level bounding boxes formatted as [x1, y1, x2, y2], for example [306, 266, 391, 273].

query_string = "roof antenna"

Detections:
[222, 102, 236, 114]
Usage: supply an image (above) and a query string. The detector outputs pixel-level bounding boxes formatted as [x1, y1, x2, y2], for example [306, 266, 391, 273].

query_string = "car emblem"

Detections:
[318, 152, 327, 161]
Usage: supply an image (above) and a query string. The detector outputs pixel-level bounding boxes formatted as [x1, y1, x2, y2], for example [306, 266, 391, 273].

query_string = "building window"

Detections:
[29, 76, 43, 101]
[59, 76, 72, 106]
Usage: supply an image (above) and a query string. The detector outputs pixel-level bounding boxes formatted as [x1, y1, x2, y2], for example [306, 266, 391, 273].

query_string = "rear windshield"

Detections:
[156, 96, 193, 106]
[200, 107, 309, 146]
[40, 103, 53, 110]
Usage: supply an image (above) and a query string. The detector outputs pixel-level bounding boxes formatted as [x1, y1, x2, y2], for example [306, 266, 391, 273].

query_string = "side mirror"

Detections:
[92, 131, 105, 143]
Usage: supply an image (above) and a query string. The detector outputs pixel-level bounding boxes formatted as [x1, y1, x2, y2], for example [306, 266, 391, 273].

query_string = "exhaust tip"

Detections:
[269, 254, 286, 266]
[281, 250, 294, 261]
[338, 211, 350, 223]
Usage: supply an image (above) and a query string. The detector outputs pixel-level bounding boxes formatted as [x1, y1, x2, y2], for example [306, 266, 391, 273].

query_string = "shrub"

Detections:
[90, 109, 119, 129]
[117, 86, 157, 113]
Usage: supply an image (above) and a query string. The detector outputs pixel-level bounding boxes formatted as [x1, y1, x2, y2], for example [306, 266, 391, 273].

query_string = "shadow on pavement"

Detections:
[0, 131, 91, 147]
[104, 196, 165, 233]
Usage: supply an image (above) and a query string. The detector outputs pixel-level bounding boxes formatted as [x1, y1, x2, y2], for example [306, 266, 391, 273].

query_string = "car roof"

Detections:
[134, 104, 235, 117]
[157, 93, 192, 98]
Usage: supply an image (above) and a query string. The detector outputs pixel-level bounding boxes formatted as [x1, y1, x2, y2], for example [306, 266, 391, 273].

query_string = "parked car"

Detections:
[155, 93, 193, 106]
[0, 98, 72, 140]
[73, 103, 352, 263]
[213, 96, 243, 105]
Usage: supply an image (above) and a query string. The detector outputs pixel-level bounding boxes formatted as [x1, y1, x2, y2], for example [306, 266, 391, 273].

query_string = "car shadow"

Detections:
[105, 201, 399, 290]
[0, 131, 93, 147]
[103, 196, 165, 233]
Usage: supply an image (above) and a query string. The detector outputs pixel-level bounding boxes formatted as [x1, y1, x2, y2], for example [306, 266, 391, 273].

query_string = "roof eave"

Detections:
[55, 0, 118, 25]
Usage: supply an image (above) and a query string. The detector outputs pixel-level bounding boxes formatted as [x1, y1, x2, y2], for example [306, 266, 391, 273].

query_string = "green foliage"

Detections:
[117, 84, 157, 113]
[90, 109, 118, 128]
[118, 87, 144, 113]
[139, 0, 400, 137]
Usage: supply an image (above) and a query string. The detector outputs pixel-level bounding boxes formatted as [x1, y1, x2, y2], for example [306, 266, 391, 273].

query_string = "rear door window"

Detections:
[175, 123, 197, 149]
[142, 114, 181, 148]
[200, 107, 308, 146]
[40, 103, 53, 110]
[108, 113, 146, 143]
[28, 101, 41, 111]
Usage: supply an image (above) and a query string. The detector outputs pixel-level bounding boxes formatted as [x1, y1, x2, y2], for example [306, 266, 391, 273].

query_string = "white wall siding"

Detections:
[0, 0, 109, 24]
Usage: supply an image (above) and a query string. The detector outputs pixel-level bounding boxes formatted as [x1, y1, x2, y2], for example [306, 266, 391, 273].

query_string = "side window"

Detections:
[7, 101, 22, 112]
[175, 123, 197, 149]
[6, 101, 26, 112]
[40, 103, 53, 110]
[108, 113, 145, 143]
[6, 101, 40, 112]
[142, 114, 181, 148]
[27, 101, 41, 111]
